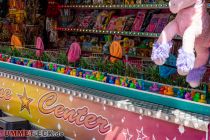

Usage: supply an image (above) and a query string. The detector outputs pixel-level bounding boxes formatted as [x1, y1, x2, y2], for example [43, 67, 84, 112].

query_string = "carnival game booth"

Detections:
[0, 53, 209, 140]
[0, 0, 210, 140]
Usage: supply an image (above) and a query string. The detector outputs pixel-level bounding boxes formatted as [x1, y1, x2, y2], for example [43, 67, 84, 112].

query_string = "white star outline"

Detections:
[152, 134, 156, 140]
[136, 127, 147, 140]
[166, 137, 176, 140]
[123, 128, 133, 140]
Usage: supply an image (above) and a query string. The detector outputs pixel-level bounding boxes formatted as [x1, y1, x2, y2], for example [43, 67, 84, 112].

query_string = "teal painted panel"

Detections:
[0, 61, 209, 115]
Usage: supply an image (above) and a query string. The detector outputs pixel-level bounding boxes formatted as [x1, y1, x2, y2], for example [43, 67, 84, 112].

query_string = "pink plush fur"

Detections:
[68, 42, 81, 63]
[152, 0, 210, 87]
[36, 37, 44, 57]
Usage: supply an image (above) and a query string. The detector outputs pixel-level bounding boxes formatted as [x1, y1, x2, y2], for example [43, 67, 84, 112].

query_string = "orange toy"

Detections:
[110, 41, 123, 63]
[11, 34, 23, 49]
[115, 78, 121, 86]
[164, 87, 174, 96]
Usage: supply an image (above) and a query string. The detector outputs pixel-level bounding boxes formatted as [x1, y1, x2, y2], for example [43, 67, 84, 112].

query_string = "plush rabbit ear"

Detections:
[36, 37, 44, 57]
[169, 0, 198, 13]
[67, 42, 81, 63]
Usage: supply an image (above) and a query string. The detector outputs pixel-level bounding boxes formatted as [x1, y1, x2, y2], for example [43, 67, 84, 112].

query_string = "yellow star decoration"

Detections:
[18, 87, 33, 114]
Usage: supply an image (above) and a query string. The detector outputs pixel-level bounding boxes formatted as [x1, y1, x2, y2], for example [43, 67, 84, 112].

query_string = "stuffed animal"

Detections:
[151, 0, 210, 88]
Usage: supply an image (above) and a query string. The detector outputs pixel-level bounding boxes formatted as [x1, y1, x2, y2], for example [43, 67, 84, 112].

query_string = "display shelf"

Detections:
[56, 27, 181, 39]
[58, 3, 169, 9]
[0, 60, 209, 116]
[0, 68, 209, 132]
[58, 3, 210, 9]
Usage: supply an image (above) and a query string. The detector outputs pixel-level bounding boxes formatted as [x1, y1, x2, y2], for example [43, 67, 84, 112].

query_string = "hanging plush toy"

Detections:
[151, 0, 210, 88]
[67, 42, 81, 63]
[36, 37, 44, 57]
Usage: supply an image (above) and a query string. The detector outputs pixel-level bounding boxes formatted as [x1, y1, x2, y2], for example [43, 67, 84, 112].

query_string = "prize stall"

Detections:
[0, 0, 209, 140]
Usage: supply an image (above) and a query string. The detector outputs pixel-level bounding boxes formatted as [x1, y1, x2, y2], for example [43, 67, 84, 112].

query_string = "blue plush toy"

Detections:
[159, 54, 177, 78]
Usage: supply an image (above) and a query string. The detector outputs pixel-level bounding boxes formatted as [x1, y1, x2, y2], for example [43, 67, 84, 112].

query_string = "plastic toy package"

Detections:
[92, 0, 103, 5]
[114, 16, 127, 31]
[106, 16, 118, 31]
[145, 14, 159, 32]
[132, 11, 146, 32]
[124, 15, 135, 31]
[93, 10, 114, 30]
[68, 11, 86, 28]
[79, 15, 93, 29]
[79, 10, 99, 29]
[154, 13, 170, 33]
[140, 9, 161, 32]
[145, 13, 171, 33]
[124, 0, 135, 5]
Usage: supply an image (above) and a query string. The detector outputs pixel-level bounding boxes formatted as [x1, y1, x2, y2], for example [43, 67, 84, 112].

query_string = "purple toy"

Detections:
[185, 92, 192, 100]
[149, 83, 159, 92]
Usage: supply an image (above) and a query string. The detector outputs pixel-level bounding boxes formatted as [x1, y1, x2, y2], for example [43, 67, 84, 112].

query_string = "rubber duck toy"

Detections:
[121, 77, 126, 87]
[85, 72, 91, 79]
[24, 60, 28, 66]
[0, 56, 3, 61]
[184, 92, 192, 100]
[90, 73, 96, 80]
[177, 89, 185, 98]
[121, 80, 126, 87]
[76, 68, 82, 76]
[135, 81, 141, 90]
[193, 93, 200, 102]
[102, 76, 107, 82]
[20, 59, 24, 65]
[191, 91, 196, 98]
[67, 69, 71, 75]
[86, 74, 90, 79]
[44, 64, 48, 70]
[99, 74, 104, 82]
[49, 63, 53, 70]
[16, 59, 20, 65]
[109, 76, 115, 84]
[133, 80, 140, 90]
[27, 60, 32, 67]
[11, 58, 16, 64]
[57, 67, 61, 73]
[127, 79, 131, 87]
[73, 69, 77, 76]
[164, 87, 174, 96]
[129, 81, 136, 89]
[36, 61, 42, 68]
[141, 81, 145, 90]
[115, 77, 121, 86]
[83, 73, 86, 78]
[95, 72, 101, 81]
[52, 64, 57, 72]
[1, 55, 4, 61]
[64, 67, 68, 74]
[159, 86, 166, 94]
[149, 83, 159, 92]
[7, 57, 11, 63]
[61, 68, 65, 74]
[32, 62, 37, 68]
[79, 72, 83, 77]
[199, 95, 207, 103]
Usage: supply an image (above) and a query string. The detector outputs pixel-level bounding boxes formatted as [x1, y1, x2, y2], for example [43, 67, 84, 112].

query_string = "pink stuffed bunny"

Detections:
[151, 0, 210, 88]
